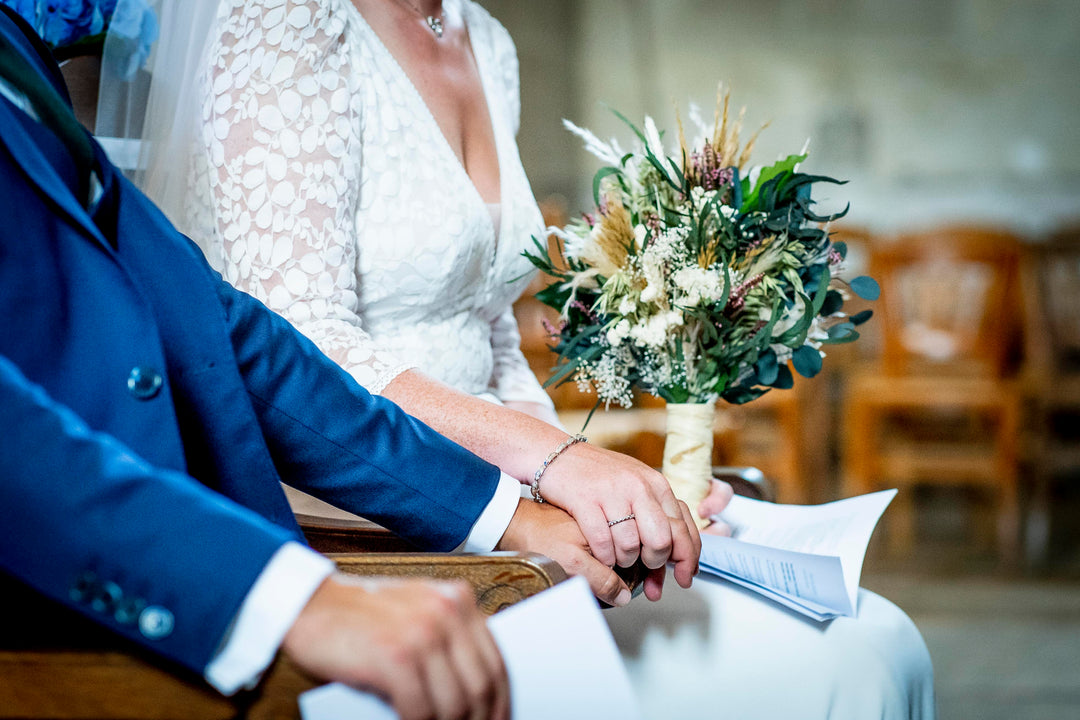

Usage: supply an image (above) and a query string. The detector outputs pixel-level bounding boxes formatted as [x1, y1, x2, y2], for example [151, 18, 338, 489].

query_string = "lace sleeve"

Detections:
[487, 306, 555, 409]
[200, 0, 412, 394]
[483, 7, 521, 136]
[474, 10, 548, 407]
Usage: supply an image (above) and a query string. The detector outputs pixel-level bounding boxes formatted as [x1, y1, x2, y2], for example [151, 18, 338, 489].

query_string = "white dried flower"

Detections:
[563, 119, 624, 167]
[673, 266, 724, 306]
[630, 311, 683, 348]
[607, 318, 632, 346]
[643, 115, 665, 159]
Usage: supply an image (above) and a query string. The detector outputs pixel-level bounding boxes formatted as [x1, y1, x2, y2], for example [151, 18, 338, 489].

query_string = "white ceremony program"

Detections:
[701, 489, 897, 621]
[299, 576, 642, 720]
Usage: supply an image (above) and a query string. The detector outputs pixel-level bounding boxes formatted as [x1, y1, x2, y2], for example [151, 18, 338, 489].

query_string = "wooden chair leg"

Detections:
[1024, 472, 1053, 567]
[843, 396, 879, 498]
[887, 487, 916, 557]
[997, 396, 1022, 566]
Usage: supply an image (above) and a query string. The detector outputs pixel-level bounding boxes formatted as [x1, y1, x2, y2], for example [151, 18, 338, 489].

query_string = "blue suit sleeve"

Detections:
[214, 279, 503, 551]
[0, 354, 295, 674]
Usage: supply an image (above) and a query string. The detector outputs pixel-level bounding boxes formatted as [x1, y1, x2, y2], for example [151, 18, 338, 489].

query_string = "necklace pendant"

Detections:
[426, 14, 444, 38]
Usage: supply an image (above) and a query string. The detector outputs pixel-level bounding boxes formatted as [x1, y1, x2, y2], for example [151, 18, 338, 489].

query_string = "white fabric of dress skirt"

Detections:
[170, 1, 936, 716]
[607, 574, 935, 719]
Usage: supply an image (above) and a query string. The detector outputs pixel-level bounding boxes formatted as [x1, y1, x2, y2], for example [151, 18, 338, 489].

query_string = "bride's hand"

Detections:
[698, 479, 735, 536]
[535, 443, 701, 599]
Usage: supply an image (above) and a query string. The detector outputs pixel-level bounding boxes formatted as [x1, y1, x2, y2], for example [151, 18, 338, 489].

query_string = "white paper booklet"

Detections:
[701, 489, 896, 621]
[299, 576, 642, 720]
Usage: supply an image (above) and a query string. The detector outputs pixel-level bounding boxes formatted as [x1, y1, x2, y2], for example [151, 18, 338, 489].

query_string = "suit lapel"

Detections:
[0, 97, 110, 249]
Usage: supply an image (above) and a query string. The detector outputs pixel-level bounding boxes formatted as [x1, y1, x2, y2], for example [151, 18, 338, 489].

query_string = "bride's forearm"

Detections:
[380, 370, 568, 484]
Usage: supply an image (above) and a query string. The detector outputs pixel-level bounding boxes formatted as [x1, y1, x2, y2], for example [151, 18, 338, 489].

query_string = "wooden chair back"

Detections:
[870, 226, 1022, 378]
[1022, 231, 1080, 378]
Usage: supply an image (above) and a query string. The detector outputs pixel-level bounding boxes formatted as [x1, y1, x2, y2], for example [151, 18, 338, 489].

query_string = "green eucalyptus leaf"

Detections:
[849, 309, 874, 326]
[822, 322, 860, 344]
[722, 385, 770, 405]
[730, 166, 743, 210]
[755, 349, 779, 385]
[772, 364, 795, 389]
[826, 321, 854, 338]
[822, 329, 860, 345]
[792, 345, 823, 378]
[821, 289, 844, 316]
[850, 276, 881, 301]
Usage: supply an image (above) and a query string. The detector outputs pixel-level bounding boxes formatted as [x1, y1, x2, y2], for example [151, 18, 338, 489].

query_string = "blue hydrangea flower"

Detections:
[0, 0, 153, 56]
[37, 0, 105, 48]
[2, 0, 37, 26]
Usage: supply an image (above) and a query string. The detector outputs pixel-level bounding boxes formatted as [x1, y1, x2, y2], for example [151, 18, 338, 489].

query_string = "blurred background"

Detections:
[484, 1, 1080, 717]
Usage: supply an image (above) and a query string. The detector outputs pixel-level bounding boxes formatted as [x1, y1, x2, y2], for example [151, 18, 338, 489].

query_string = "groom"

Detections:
[0, 6, 644, 718]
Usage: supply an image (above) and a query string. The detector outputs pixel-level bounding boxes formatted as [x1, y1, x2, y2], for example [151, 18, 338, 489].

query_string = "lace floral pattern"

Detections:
[192, 0, 552, 404]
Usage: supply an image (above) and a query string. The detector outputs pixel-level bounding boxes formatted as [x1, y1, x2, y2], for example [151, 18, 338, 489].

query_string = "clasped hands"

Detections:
[517, 441, 734, 604]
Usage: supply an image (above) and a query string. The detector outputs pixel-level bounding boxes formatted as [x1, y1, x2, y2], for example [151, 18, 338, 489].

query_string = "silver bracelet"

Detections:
[531, 434, 587, 503]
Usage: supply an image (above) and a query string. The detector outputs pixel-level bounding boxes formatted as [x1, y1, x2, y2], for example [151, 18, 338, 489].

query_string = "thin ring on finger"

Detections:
[607, 513, 636, 527]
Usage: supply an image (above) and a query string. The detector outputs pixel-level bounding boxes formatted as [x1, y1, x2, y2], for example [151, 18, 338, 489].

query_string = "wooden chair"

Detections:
[842, 226, 1024, 562]
[720, 377, 824, 504]
[0, 516, 566, 720]
[699, 226, 880, 506]
[1018, 228, 1080, 564]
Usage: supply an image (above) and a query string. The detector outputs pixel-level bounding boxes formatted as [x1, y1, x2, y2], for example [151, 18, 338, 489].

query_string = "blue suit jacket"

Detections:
[0, 8, 500, 677]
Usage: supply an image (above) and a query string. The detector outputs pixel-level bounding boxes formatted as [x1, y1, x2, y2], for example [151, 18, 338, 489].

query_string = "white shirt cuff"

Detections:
[203, 541, 335, 695]
[459, 471, 520, 553]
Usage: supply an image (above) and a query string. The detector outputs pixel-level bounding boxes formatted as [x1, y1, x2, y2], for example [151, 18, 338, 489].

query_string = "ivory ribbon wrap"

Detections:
[661, 402, 716, 529]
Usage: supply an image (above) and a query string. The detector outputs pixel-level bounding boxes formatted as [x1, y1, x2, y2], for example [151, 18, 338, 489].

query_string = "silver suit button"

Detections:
[138, 606, 175, 640]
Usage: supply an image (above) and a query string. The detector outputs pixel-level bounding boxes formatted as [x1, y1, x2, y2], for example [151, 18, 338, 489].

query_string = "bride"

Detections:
[109, 0, 935, 716]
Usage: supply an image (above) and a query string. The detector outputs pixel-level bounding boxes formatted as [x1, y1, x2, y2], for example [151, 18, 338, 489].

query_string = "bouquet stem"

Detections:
[662, 401, 716, 529]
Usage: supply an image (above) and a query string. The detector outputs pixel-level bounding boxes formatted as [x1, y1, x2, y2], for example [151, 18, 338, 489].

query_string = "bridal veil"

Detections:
[98, 0, 222, 246]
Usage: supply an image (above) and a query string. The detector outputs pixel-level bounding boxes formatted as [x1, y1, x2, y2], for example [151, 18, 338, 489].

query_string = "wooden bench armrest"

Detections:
[295, 511, 416, 553]
[332, 551, 567, 615]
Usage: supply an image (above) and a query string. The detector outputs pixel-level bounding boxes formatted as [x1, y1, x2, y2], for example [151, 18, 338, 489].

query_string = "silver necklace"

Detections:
[398, 0, 444, 38]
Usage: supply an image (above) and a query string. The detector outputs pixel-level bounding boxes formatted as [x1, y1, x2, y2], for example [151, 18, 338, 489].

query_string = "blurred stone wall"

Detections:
[483, 0, 1080, 236]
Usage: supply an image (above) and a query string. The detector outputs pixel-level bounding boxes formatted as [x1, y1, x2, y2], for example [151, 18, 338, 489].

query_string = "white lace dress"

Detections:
[188, 0, 553, 408]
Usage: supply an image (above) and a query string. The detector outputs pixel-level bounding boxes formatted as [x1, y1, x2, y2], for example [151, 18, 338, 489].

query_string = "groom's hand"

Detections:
[496, 498, 633, 607]
[283, 574, 509, 720]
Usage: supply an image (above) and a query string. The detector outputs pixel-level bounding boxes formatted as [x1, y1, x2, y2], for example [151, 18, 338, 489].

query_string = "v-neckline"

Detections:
[344, 0, 505, 251]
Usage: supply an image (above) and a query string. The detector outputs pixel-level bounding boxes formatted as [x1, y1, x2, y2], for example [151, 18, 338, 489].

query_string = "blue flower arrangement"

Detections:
[1, 0, 157, 66]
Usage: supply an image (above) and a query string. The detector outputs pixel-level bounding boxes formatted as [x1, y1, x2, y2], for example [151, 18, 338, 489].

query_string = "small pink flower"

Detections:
[541, 318, 565, 337]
